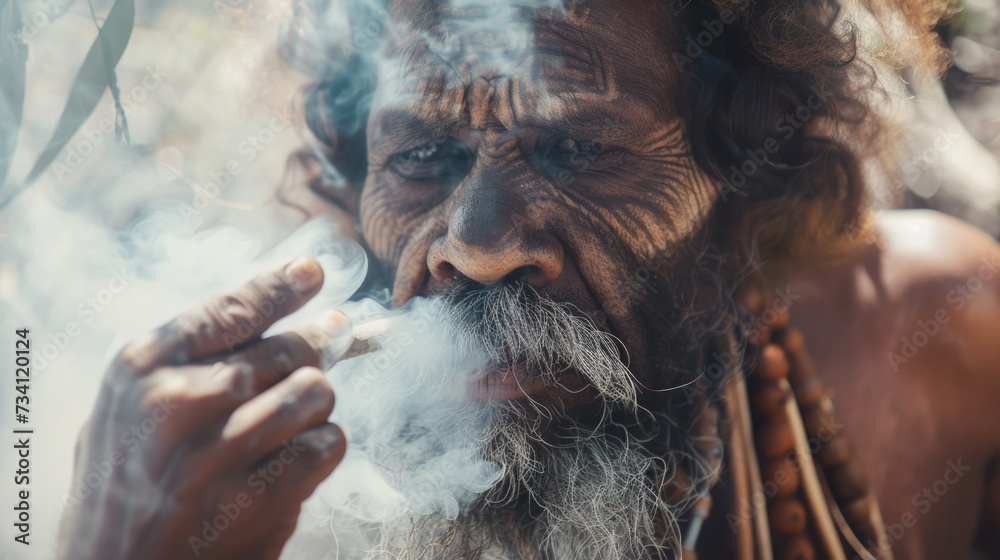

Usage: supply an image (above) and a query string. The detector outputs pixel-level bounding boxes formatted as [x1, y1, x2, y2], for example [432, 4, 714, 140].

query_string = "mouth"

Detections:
[468, 363, 551, 400]
[350, 316, 566, 401]
[418, 279, 634, 403]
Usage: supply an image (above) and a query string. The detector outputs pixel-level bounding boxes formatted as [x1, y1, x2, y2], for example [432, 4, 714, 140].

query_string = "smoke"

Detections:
[283, 296, 503, 559]
[0, 186, 516, 559]
[278, 279, 656, 560]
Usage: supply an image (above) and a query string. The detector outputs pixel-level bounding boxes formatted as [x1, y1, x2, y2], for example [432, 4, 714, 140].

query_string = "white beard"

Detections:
[283, 284, 717, 560]
[352, 402, 706, 560]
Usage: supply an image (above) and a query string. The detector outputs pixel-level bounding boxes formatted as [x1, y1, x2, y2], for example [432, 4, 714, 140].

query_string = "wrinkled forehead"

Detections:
[373, 0, 678, 125]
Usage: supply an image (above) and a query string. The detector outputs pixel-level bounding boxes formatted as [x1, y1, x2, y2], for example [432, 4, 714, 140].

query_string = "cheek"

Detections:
[359, 173, 448, 266]
[571, 161, 718, 265]
[563, 121, 720, 254]
[359, 177, 399, 263]
[560, 163, 719, 328]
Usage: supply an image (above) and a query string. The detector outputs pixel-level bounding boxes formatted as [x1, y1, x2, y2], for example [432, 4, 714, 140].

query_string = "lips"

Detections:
[468, 364, 551, 400]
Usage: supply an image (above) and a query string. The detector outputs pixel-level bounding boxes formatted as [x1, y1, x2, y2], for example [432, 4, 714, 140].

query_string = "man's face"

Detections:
[358, 0, 724, 408]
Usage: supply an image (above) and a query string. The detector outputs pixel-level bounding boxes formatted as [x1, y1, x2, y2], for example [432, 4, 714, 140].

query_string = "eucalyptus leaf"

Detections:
[0, 0, 134, 208]
[0, 0, 26, 190]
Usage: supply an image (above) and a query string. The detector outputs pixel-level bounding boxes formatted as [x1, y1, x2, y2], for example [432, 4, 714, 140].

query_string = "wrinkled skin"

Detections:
[363, 0, 723, 405]
[61, 0, 1000, 558]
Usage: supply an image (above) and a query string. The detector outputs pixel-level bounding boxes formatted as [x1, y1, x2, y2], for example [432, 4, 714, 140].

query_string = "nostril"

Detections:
[428, 227, 564, 288]
[434, 260, 458, 285]
[506, 264, 542, 284]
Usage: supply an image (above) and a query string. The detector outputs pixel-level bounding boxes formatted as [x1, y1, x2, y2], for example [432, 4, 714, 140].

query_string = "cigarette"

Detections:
[351, 318, 393, 341]
[340, 318, 392, 360]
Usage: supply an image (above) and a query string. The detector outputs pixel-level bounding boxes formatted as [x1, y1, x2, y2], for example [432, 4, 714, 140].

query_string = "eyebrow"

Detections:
[518, 95, 668, 147]
[531, 107, 629, 139]
[369, 107, 463, 156]
[369, 88, 669, 155]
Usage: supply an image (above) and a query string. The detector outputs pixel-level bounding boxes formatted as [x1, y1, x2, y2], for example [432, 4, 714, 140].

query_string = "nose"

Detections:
[428, 184, 564, 287]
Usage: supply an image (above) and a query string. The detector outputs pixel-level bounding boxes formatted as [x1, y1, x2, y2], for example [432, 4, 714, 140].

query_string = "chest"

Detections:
[783, 290, 989, 559]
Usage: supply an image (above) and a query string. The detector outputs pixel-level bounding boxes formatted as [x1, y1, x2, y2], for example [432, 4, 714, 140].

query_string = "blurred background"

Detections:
[913, 0, 1000, 231]
[0, 0, 349, 251]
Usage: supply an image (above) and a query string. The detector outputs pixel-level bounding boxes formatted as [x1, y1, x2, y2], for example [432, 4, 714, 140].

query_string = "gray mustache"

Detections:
[441, 282, 638, 405]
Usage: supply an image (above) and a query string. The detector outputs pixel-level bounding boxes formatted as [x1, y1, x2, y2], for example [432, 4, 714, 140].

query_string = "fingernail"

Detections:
[316, 310, 354, 368]
[286, 257, 322, 293]
[318, 310, 351, 335]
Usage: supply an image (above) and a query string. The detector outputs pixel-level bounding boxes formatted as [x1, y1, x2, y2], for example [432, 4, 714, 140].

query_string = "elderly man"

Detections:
[58, 0, 1000, 559]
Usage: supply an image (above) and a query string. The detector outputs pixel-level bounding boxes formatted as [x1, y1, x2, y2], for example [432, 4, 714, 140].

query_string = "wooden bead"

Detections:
[757, 419, 796, 459]
[761, 458, 801, 498]
[695, 403, 720, 438]
[753, 328, 772, 345]
[697, 441, 724, 468]
[778, 536, 816, 560]
[802, 397, 835, 437]
[792, 378, 826, 408]
[742, 288, 764, 314]
[817, 435, 852, 469]
[769, 497, 808, 535]
[785, 352, 818, 387]
[841, 495, 873, 530]
[752, 382, 791, 417]
[757, 343, 791, 381]
[829, 459, 870, 503]
[773, 306, 791, 329]
[777, 327, 806, 355]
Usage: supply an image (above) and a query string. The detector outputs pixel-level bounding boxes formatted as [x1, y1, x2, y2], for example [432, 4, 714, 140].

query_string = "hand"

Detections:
[58, 257, 351, 560]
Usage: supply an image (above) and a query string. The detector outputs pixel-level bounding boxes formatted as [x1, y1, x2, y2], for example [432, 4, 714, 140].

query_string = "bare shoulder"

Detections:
[789, 209, 1000, 321]
[877, 209, 1000, 300]
[787, 208, 1000, 427]
[871, 211, 1000, 556]
[875, 209, 1000, 410]
[783, 210, 1000, 559]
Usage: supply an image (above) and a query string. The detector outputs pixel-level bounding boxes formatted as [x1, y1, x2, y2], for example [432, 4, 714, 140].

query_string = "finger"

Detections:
[251, 423, 347, 504]
[226, 309, 353, 379]
[219, 367, 335, 466]
[117, 257, 325, 373]
[130, 312, 351, 445]
[194, 311, 353, 412]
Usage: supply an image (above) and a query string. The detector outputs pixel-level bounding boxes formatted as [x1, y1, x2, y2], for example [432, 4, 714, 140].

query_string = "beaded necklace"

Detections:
[680, 303, 891, 560]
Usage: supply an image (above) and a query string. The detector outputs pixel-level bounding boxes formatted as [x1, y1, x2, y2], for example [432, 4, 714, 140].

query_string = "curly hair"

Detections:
[672, 0, 954, 271]
[281, 0, 956, 270]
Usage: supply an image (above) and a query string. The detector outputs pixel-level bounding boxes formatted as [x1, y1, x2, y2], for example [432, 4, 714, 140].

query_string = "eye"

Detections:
[388, 138, 473, 186]
[543, 136, 607, 170]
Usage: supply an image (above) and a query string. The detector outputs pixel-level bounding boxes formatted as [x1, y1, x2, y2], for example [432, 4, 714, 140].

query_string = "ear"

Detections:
[302, 56, 376, 215]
